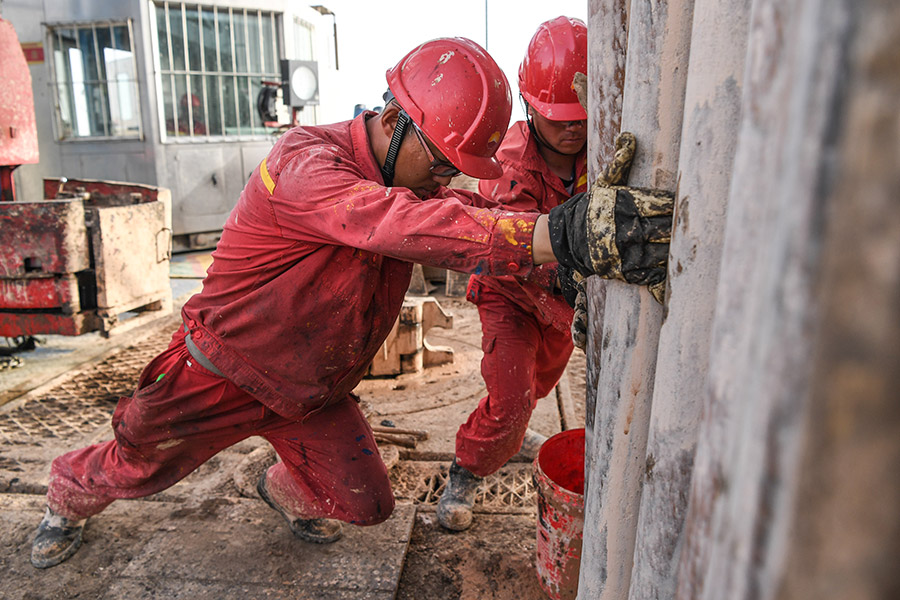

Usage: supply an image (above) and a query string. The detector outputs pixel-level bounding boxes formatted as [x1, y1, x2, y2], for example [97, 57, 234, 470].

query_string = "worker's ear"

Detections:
[379, 102, 402, 137]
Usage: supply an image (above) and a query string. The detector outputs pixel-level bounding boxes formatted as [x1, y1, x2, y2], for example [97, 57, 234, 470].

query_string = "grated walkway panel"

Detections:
[0, 327, 173, 444]
[390, 461, 536, 513]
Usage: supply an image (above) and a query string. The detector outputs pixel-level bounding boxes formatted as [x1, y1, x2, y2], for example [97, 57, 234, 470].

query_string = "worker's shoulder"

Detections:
[271, 123, 357, 170]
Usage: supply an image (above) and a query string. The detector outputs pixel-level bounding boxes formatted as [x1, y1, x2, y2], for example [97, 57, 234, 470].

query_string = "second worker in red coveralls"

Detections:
[30, 35, 672, 570]
[438, 17, 591, 531]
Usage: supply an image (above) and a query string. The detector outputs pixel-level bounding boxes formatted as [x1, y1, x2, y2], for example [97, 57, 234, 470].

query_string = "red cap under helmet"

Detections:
[518, 16, 588, 122]
[386, 37, 511, 179]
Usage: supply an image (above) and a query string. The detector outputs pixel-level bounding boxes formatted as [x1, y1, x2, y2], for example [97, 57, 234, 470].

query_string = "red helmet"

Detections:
[386, 37, 511, 179]
[518, 16, 587, 121]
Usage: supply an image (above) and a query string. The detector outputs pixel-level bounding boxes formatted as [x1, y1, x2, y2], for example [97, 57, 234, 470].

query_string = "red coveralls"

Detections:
[455, 121, 587, 477]
[47, 112, 540, 525]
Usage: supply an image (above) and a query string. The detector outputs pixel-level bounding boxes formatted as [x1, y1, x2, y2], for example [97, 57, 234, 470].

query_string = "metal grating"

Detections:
[0, 327, 174, 444]
[390, 461, 536, 513]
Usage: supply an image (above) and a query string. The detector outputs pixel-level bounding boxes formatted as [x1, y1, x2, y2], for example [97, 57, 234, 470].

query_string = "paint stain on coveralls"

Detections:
[496, 217, 533, 246]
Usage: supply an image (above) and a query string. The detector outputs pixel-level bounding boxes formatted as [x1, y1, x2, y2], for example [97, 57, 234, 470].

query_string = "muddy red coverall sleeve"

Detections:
[262, 133, 538, 277]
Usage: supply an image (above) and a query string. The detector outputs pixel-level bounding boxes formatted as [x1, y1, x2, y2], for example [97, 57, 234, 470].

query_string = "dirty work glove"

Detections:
[556, 263, 582, 308]
[549, 184, 674, 298]
[556, 264, 588, 349]
[570, 281, 588, 350]
[548, 100, 673, 304]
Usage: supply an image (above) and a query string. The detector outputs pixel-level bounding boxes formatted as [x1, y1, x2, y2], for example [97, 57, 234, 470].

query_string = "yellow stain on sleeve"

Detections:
[496, 218, 521, 246]
[260, 158, 276, 194]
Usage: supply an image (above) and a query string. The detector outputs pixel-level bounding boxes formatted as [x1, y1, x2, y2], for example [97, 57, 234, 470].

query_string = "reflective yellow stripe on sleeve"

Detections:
[259, 158, 276, 194]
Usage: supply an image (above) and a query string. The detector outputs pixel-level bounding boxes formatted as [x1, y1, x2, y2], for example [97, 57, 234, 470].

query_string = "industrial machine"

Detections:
[0, 18, 173, 339]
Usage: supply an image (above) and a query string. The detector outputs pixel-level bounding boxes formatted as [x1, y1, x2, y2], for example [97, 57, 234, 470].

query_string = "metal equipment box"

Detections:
[0, 178, 173, 337]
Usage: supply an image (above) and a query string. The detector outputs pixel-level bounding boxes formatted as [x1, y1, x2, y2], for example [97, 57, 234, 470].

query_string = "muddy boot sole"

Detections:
[256, 473, 343, 543]
[437, 500, 475, 531]
[31, 509, 86, 569]
[437, 460, 483, 532]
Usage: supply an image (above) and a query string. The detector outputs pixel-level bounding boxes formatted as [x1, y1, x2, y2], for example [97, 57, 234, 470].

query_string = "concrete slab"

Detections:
[1, 494, 416, 600]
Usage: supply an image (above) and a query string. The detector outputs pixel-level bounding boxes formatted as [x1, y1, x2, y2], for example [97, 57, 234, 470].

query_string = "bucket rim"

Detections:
[534, 427, 585, 498]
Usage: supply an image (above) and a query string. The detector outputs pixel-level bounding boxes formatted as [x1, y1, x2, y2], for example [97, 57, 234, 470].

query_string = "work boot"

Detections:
[515, 428, 548, 461]
[31, 507, 86, 569]
[256, 472, 343, 543]
[437, 459, 483, 531]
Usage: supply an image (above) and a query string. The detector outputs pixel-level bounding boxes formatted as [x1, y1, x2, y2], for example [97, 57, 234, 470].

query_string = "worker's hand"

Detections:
[571, 283, 588, 350]
[557, 264, 588, 351]
[548, 184, 673, 296]
[556, 264, 582, 308]
[548, 124, 672, 305]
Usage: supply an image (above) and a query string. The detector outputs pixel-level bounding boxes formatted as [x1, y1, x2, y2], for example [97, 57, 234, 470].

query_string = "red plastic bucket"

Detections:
[533, 428, 585, 600]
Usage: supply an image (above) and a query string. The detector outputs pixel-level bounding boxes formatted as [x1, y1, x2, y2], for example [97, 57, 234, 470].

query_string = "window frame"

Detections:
[150, 1, 283, 143]
[45, 19, 144, 142]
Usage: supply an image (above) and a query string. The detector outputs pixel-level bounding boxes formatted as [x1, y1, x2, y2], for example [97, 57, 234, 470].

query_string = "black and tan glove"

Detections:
[551, 122, 673, 305]
[556, 263, 588, 349]
[550, 180, 673, 300]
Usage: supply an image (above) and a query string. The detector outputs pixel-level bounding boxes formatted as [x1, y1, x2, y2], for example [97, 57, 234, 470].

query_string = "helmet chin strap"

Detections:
[381, 111, 411, 187]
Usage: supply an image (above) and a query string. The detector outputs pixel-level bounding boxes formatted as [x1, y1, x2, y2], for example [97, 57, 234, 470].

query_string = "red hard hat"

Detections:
[386, 37, 511, 179]
[518, 16, 587, 122]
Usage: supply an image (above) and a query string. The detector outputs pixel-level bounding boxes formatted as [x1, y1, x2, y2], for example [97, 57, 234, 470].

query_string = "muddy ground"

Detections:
[362, 294, 586, 600]
[0, 289, 585, 600]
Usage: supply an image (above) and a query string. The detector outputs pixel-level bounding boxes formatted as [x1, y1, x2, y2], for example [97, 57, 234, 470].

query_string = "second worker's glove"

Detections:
[556, 263, 588, 350]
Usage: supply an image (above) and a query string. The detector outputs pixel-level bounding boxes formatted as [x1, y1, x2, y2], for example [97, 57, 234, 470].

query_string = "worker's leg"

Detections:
[455, 292, 544, 477]
[514, 322, 574, 459]
[46, 327, 265, 521]
[260, 395, 394, 527]
[532, 320, 575, 408]
[440, 292, 544, 531]
[35, 326, 267, 568]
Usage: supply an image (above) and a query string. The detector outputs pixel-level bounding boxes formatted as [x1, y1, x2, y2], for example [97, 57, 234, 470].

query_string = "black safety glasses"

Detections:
[409, 120, 461, 178]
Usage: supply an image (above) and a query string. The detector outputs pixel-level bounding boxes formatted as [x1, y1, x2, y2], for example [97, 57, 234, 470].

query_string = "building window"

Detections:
[48, 21, 142, 140]
[152, 2, 282, 140]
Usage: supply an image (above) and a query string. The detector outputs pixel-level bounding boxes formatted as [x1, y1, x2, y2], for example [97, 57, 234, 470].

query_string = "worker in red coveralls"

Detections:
[27, 36, 543, 569]
[30, 35, 672, 569]
[438, 17, 590, 531]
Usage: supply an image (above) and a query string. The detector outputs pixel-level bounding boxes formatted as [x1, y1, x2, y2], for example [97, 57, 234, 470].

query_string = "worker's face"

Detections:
[386, 107, 458, 198]
[529, 108, 587, 156]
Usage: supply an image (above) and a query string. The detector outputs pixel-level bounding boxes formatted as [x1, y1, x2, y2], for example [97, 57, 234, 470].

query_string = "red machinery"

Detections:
[0, 18, 38, 202]
[0, 18, 173, 338]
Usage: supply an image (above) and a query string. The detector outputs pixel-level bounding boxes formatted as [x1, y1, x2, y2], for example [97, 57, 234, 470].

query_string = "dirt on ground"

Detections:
[363, 292, 586, 600]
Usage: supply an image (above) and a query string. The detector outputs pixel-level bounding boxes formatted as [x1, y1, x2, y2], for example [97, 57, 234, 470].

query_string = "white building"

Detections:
[5, 0, 339, 250]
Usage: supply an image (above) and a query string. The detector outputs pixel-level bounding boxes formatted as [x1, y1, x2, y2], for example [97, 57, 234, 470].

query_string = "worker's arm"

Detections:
[532, 214, 555, 265]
